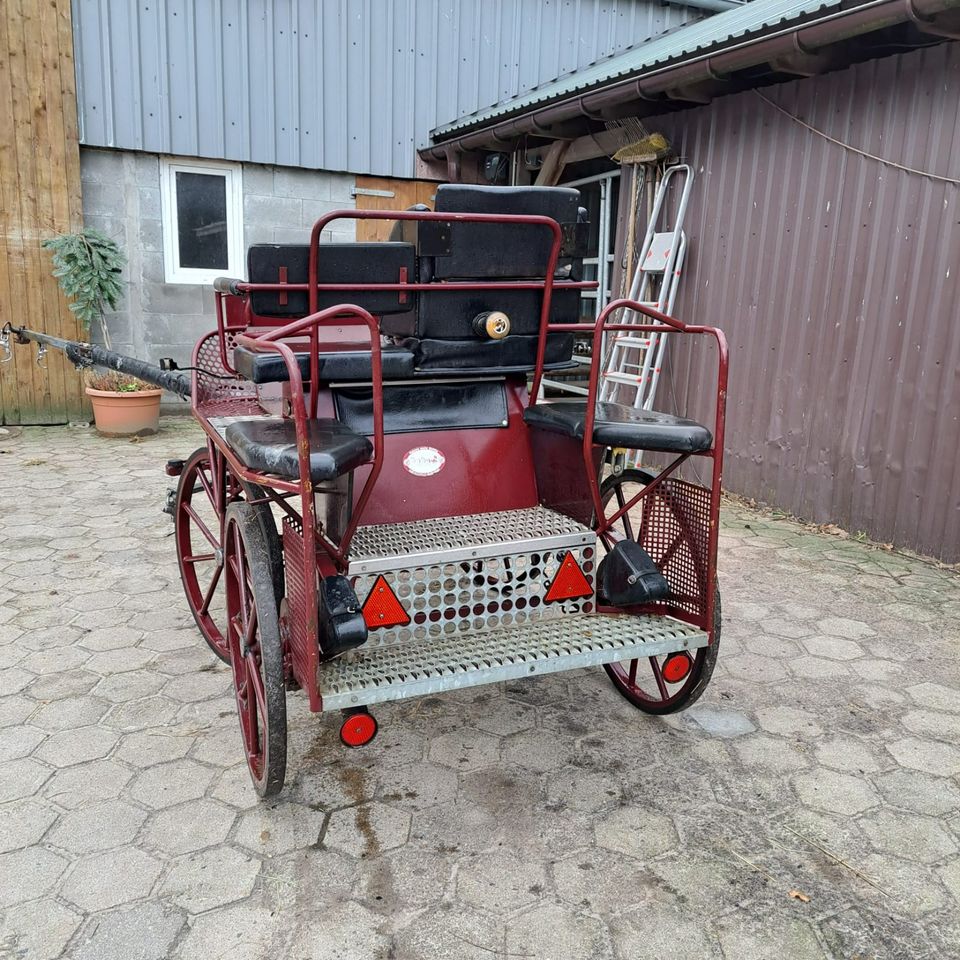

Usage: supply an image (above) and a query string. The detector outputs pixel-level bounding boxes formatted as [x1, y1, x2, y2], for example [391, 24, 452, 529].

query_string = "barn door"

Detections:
[0, 0, 87, 425]
[353, 176, 440, 241]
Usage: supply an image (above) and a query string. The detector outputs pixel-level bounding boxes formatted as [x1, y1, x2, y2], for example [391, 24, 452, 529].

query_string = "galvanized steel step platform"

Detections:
[317, 613, 708, 710]
[346, 505, 595, 575]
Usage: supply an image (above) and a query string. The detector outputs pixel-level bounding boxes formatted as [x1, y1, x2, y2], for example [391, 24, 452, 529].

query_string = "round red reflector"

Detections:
[340, 712, 378, 748]
[662, 652, 693, 684]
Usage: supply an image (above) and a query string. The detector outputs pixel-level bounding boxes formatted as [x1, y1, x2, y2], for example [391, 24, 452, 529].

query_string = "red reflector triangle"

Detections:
[544, 552, 593, 603]
[361, 575, 410, 629]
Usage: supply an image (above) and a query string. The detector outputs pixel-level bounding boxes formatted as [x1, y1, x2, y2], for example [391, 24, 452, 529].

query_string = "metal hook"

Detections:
[0, 328, 10, 363]
[36, 342, 47, 369]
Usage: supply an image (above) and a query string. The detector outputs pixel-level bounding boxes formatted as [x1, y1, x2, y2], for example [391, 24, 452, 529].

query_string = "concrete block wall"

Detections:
[78, 148, 356, 403]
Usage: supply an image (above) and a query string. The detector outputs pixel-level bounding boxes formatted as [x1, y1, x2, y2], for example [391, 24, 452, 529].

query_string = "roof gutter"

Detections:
[666, 0, 747, 12]
[423, 0, 960, 162]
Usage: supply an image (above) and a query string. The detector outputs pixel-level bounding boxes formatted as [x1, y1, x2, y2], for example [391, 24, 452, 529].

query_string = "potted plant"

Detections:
[43, 229, 160, 434]
[83, 370, 162, 437]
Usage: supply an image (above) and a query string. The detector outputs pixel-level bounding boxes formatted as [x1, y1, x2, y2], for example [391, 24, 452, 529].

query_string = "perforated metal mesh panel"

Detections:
[352, 543, 596, 649]
[640, 478, 711, 621]
[318, 612, 708, 710]
[195, 332, 260, 416]
[282, 516, 316, 694]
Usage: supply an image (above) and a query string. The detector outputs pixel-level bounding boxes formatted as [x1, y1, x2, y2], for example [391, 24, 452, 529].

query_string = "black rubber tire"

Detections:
[224, 503, 287, 798]
[175, 446, 284, 663]
[598, 468, 721, 715]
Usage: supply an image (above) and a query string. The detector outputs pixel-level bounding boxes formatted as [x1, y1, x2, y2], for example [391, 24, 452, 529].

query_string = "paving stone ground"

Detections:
[0, 418, 959, 960]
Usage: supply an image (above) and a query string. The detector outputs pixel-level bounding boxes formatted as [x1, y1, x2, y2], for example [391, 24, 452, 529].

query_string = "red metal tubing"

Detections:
[306, 208, 568, 418]
[235, 303, 386, 569]
[217, 280, 596, 294]
[531, 296, 729, 637]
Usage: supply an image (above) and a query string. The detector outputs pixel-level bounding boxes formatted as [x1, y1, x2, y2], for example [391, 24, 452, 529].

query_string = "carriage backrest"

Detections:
[239, 184, 587, 376]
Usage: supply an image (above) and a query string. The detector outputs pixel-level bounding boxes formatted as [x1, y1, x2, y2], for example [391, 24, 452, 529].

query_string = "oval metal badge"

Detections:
[402, 446, 445, 477]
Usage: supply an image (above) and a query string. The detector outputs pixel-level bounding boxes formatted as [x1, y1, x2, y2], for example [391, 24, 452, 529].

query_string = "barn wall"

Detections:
[70, 0, 700, 179]
[645, 42, 960, 560]
[79, 146, 355, 388]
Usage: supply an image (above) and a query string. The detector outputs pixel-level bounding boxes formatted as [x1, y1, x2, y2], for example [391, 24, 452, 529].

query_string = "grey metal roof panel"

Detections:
[72, 0, 700, 178]
[430, 0, 848, 138]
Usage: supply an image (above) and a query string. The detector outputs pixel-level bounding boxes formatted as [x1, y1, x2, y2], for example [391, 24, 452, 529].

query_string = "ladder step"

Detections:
[602, 372, 651, 385]
[613, 336, 653, 348]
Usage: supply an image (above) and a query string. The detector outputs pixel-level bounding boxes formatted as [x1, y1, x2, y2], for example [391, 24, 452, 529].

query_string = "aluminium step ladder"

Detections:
[599, 164, 693, 413]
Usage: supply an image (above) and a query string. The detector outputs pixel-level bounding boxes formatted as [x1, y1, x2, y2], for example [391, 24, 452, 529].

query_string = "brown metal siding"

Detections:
[645, 42, 960, 561]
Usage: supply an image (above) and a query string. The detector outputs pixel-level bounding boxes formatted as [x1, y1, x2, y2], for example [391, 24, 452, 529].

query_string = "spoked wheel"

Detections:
[174, 447, 283, 662]
[224, 503, 287, 798]
[599, 468, 721, 714]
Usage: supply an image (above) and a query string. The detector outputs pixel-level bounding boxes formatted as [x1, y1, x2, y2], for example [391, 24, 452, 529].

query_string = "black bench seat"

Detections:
[233, 344, 416, 384]
[523, 400, 712, 453]
[224, 418, 372, 483]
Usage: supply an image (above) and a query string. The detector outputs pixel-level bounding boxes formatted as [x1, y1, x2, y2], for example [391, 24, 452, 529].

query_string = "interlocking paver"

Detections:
[0, 846, 69, 907]
[0, 722, 46, 761]
[159, 846, 261, 913]
[71, 902, 185, 960]
[128, 759, 215, 807]
[0, 800, 58, 852]
[34, 725, 120, 767]
[174, 905, 286, 960]
[141, 798, 237, 855]
[0, 421, 958, 958]
[60, 846, 163, 912]
[858, 809, 958, 864]
[0, 757, 52, 802]
[0, 899, 81, 960]
[42, 758, 133, 809]
[323, 802, 410, 859]
[48, 798, 147, 855]
[887, 737, 960, 777]
[506, 903, 610, 960]
[595, 806, 678, 860]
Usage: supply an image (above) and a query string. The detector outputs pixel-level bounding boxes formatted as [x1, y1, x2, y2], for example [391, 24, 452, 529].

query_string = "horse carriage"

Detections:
[166, 185, 728, 798]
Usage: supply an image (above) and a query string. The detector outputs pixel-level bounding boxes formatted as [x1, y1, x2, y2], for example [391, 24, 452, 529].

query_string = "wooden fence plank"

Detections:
[0, 0, 85, 425]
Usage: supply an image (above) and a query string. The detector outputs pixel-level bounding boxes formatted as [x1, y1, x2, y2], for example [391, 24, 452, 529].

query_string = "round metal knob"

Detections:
[472, 311, 511, 340]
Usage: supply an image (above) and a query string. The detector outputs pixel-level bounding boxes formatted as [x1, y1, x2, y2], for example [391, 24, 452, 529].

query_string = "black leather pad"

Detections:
[224, 418, 373, 482]
[431, 185, 581, 279]
[233, 344, 416, 384]
[247, 243, 416, 317]
[410, 333, 574, 372]
[335, 381, 508, 435]
[523, 400, 713, 453]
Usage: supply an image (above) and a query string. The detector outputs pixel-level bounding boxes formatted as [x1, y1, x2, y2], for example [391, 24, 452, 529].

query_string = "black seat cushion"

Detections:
[523, 400, 712, 453]
[233, 344, 416, 384]
[224, 418, 373, 483]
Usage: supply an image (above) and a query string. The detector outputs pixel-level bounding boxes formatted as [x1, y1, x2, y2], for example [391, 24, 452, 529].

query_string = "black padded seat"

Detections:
[224, 418, 373, 483]
[233, 344, 415, 384]
[523, 400, 712, 453]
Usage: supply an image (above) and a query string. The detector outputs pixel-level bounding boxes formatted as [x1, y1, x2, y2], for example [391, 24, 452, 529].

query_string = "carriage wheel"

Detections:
[224, 503, 287, 797]
[174, 447, 283, 662]
[598, 468, 721, 715]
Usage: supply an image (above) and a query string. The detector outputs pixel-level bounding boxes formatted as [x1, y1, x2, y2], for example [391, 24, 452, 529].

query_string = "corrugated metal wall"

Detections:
[71, 0, 699, 179]
[646, 42, 960, 561]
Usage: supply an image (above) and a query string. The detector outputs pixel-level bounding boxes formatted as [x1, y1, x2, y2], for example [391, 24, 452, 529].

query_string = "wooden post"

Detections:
[534, 140, 571, 187]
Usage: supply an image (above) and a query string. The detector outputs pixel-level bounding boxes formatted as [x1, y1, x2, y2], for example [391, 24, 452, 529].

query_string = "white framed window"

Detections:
[159, 157, 244, 284]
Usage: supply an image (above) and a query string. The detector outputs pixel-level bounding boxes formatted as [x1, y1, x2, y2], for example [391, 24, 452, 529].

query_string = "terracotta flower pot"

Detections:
[85, 387, 162, 436]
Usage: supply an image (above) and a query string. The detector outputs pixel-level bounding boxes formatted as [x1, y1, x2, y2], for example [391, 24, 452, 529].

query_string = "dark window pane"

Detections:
[175, 171, 228, 270]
